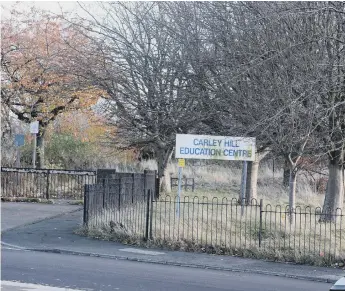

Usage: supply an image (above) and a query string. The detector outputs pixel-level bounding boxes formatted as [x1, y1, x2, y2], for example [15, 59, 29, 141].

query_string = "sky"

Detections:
[2, 1, 80, 13]
[0, 1, 92, 20]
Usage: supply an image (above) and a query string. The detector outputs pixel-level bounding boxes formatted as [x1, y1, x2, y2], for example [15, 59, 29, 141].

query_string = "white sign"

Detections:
[30, 121, 39, 134]
[175, 134, 256, 161]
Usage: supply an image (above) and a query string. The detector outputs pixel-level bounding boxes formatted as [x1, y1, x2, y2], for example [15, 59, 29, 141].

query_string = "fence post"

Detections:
[118, 177, 122, 210]
[45, 169, 50, 200]
[192, 178, 195, 192]
[184, 178, 187, 191]
[259, 199, 263, 248]
[103, 178, 109, 209]
[131, 173, 135, 203]
[83, 184, 89, 227]
[145, 189, 151, 241]
[143, 170, 148, 201]
[155, 170, 159, 199]
[240, 161, 248, 216]
[149, 189, 153, 239]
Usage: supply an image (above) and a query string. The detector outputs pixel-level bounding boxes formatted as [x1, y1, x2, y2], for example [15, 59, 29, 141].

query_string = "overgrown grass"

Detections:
[78, 225, 344, 267]
[140, 159, 327, 209]
[81, 196, 345, 267]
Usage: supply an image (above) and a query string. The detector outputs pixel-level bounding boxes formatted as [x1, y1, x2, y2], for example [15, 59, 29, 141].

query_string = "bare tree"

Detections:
[181, 2, 296, 201]
[197, 2, 344, 215]
[246, 2, 345, 216]
[309, 2, 345, 218]
[67, 2, 205, 190]
[58, 1, 344, 209]
[269, 1, 345, 216]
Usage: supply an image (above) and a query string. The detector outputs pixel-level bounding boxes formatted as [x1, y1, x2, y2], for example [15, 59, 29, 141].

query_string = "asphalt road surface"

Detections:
[1, 248, 332, 291]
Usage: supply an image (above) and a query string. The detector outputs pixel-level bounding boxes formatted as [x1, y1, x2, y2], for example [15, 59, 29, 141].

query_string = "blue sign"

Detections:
[14, 134, 25, 147]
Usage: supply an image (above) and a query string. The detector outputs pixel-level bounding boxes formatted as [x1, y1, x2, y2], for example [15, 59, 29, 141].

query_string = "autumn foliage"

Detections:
[1, 8, 105, 167]
[1, 13, 101, 124]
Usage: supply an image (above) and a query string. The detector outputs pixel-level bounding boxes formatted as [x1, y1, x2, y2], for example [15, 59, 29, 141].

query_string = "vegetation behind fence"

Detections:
[84, 183, 345, 266]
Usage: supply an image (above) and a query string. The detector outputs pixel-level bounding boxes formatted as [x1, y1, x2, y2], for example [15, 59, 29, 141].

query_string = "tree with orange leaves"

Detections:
[1, 8, 102, 168]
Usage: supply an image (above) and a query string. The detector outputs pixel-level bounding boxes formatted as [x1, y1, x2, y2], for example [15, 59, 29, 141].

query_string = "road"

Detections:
[1, 248, 331, 291]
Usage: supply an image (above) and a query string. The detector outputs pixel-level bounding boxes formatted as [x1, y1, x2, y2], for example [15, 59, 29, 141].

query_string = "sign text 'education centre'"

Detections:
[175, 134, 256, 161]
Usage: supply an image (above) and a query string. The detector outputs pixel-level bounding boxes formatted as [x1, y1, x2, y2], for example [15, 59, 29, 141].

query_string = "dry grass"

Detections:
[83, 196, 345, 267]
[137, 159, 327, 209]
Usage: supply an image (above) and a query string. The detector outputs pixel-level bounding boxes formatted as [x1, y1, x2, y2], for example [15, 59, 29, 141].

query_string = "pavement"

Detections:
[1, 202, 344, 285]
[1, 202, 81, 232]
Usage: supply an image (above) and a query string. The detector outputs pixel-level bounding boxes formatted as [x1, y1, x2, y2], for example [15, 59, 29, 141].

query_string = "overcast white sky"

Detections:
[0, 1, 95, 20]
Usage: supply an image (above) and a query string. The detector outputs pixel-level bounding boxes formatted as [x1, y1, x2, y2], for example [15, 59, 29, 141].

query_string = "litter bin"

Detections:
[330, 277, 345, 290]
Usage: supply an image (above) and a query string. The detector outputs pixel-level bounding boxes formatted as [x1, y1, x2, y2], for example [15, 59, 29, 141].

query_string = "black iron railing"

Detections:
[84, 184, 344, 264]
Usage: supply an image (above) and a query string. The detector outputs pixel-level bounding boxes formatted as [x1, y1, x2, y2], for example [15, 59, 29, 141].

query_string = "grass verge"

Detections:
[1, 197, 54, 204]
[81, 194, 345, 268]
[76, 215, 345, 268]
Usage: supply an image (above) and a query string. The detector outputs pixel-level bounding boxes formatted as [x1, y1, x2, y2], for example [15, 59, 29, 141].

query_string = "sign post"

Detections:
[176, 158, 185, 217]
[14, 134, 25, 168]
[241, 161, 248, 216]
[30, 121, 39, 168]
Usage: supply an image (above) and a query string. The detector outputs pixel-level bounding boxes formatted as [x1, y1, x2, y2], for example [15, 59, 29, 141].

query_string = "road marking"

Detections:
[118, 248, 165, 256]
[0, 281, 85, 290]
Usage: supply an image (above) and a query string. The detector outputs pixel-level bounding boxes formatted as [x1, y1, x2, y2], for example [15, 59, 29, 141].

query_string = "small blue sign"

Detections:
[14, 134, 25, 147]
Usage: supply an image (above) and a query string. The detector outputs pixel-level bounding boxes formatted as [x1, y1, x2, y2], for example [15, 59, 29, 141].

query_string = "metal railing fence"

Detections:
[84, 188, 345, 264]
[1, 167, 96, 200]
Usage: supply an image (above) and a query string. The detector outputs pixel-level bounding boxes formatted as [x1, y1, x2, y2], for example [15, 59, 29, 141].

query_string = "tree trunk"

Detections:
[35, 126, 46, 169]
[245, 149, 269, 204]
[283, 158, 290, 187]
[321, 151, 344, 222]
[288, 169, 297, 225]
[156, 147, 173, 193]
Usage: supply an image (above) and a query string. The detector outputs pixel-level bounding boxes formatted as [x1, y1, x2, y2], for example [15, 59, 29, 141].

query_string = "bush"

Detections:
[45, 134, 94, 169]
[16, 133, 119, 169]
[20, 142, 34, 167]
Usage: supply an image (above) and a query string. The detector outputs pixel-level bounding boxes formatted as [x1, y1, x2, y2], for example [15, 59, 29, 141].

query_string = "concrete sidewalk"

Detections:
[1, 202, 81, 232]
[1, 209, 344, 284]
